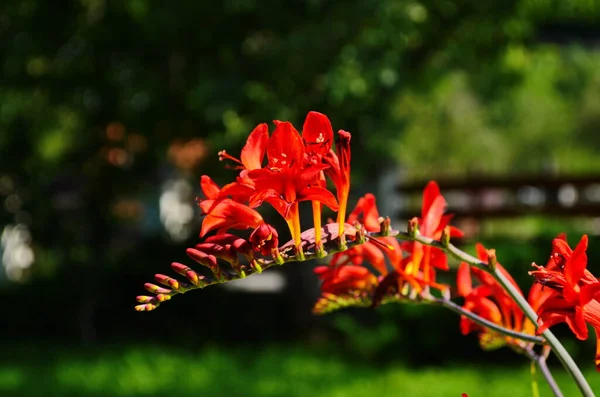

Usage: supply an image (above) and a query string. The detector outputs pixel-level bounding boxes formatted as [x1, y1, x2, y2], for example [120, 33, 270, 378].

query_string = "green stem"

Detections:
[522, 347, 563, 397]
[394, 231, 595, 397]
[430, 298, 545, 344]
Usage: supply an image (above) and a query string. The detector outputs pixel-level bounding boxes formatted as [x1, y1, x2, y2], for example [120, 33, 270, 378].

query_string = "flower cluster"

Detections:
[456, 244, 539, 351]
[313, 182, 463, 314]
[136, 112, 355, 311]
[134, 111, 600, 393]
[530, 235, 600, 371]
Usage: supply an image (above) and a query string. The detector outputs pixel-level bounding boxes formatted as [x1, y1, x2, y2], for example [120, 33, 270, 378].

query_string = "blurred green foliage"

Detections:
[1, 345, 599, 397]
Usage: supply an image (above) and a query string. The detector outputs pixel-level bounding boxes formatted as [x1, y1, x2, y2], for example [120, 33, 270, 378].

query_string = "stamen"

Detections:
[218, 150, 243, 165]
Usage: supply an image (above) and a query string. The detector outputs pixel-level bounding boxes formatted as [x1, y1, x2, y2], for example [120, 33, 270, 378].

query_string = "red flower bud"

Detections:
[249, 223, 279, 256]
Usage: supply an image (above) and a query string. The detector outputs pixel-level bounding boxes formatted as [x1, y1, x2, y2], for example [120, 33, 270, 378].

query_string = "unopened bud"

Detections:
[249, 223, 279, 257]
[486, 249, 497, 271]
[136, 295, 156, 303]
[380, 217, 392, 237]
[407, 217, 420, 238]
[441, 226, 451, 248]
[171, 262, 203, 286]
[144, 283, 171, 294]
[135, 303, 158, 312]
[154, 274, 185, 292]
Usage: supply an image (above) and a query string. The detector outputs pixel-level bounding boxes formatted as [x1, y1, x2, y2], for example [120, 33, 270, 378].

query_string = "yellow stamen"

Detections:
[312, 201, 322, 249]
[336, 192, 348, 238]
[285, 202, 302, 248]
[423, 245, 431, 283]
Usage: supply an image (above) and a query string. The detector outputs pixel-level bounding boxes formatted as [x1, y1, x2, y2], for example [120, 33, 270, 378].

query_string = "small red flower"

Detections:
[324, 130, 352, 236]
[314, 264, 377, 296]
[456, 246, 527, 349]
[402, 181, 463, 285]
[530, 235, 600, 371]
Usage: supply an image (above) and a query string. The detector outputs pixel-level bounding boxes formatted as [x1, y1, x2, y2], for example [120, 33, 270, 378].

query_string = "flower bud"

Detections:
[249, 223, 279, 256]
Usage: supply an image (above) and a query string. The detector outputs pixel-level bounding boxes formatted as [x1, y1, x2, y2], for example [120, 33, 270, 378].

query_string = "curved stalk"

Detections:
[523, 347, 564, 397]
[393, 231, 595, 397]
[429, 298, 545, 344]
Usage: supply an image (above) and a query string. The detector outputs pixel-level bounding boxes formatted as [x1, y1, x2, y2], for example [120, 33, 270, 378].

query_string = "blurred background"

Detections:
[2, 0, 600, 396]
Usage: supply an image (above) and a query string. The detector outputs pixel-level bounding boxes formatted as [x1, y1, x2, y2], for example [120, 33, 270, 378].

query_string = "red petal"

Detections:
[422, 195, 446, 236]
[565, 235, 588, 286]
[218, 181, 254, 201]
[552, 238, 573, 258]
[581, 283, 600, 306]
[593, 325, 600, 372]
[381, 237, 403, 269]
[302, 111, 333, 157]
[298, 186, 339, 211]
[475, 243, 488, 263]
[241, 123, 269, 170]
[200, 199, 263, 237]
[200, 175, 220, 199]
[422, 181, 441, 220]
[267, 121, 304, 170]
[565, 306, 589, 340]
[348, 193, 381, 232]
[361, 242, 388, 275]
[457, 262, 472, 297]
[449, 226, 464, 238]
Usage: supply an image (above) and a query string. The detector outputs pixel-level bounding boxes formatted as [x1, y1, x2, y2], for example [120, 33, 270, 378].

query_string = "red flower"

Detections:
[313, 193, 437, 314]
[197, 176, 264, 237]
[402, 181, 463, 285]
[314, 265, 377, 296]
[249, 223, 279, 256]
[530, 235, 600, 371]
[324, 130, 351, 236]
[456, 246, 527, 349]
[246, 119, 338, 246]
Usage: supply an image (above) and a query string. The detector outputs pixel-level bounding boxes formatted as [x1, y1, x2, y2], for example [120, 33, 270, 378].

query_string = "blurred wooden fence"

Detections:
[396, 174, 600, 220]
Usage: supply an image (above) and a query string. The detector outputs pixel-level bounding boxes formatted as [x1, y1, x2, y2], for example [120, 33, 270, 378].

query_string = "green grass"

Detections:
[0, 345, 598, 397]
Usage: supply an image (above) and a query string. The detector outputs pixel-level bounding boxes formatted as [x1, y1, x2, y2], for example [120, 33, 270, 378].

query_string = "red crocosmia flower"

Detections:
[314, 194, 429, 314]
[324, 130, 352, 237]
[314, 265, 377, 296]
[523, 233, 568, 335]
[402, 181, 464, 285]
[247, 120, 338, 246]
[301, 112, 334, 249]
[456, 244, 530, 350]
[530, 235, 600, 371]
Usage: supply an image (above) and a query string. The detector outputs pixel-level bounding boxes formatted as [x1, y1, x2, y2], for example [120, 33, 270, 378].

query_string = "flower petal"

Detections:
[565, 235, 588, 286]
[302, 111, 333, 158]
[241, 123, 269, 170]
[298, 186, 339, 211]
[421, 181, 441, 221]
[348, 193, 381, 232]
[200, 199, 264, 237]
[267, 121, 304, 171]
[200, 175, 220, 199]
[456, 262, 472, 297]
[422, 195, 446, 236]
[565, 306, 589, 340]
